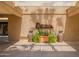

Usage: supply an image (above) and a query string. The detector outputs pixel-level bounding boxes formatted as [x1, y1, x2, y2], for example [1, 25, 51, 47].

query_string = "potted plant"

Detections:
[32, 32, 40, 43]
[48, 32, 57, 43]
[40, 31, 49, 43]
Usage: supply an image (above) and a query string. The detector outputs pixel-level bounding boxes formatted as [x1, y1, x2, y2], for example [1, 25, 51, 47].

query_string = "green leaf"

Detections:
[48, 32, 57, 43]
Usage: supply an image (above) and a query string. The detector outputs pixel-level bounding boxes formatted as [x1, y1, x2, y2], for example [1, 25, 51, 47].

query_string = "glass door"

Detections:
[0, 22, 8, 35]
[0, 23, 3, 35]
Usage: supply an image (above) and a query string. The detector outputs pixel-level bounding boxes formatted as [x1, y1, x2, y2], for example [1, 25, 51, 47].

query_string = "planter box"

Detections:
[40, 36, 48, 43]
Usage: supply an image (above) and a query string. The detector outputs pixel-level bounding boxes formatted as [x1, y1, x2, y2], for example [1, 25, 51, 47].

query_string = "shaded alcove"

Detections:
[0, 14, 22, 42]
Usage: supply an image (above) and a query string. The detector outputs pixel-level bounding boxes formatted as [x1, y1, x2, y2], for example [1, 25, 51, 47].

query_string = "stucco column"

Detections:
[64, 15, 79, 41]
[8, 15, 22, 42]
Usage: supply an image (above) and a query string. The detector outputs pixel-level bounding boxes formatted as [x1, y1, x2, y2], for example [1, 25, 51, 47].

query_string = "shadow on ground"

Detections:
[0, 51, 79, 57]
[0, 40, 18, 52]
[0, 41, 79, 57]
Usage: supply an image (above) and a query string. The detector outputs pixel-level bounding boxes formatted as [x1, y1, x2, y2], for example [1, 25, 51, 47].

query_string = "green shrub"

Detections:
[32, 32, 40, 43]
[48, 32, 57, 43]
[38, 29, 43, 35]
[32, 29, 57, 43]
[38, 29, 49, 36]
[42, 31, 48, 36]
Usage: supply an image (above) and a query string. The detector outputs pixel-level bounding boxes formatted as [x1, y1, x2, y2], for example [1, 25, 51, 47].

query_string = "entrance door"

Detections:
[0, 22, 8, 35]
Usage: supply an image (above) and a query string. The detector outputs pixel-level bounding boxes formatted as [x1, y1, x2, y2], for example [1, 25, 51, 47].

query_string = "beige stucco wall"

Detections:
[64, 3, 79, 41]
[52, 15, 66, 35]
[8, 15, 22, 42]
[20, 6, 66, 38]
[64, 15, 79, 41]
[20, 15, 35, 39]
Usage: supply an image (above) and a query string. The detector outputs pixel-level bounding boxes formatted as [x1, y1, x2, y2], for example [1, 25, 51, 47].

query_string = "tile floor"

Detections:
[0, 40, 79, 57]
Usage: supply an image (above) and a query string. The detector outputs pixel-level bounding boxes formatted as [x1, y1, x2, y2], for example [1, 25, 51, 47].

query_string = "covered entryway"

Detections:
[0, 2, 22, 43]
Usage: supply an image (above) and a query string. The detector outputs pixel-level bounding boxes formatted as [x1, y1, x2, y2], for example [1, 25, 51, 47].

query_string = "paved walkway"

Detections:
[0, 40, 79, 57]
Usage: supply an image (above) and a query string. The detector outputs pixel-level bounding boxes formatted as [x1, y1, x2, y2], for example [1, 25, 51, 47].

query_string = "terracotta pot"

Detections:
[40, 36, 48, 43]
